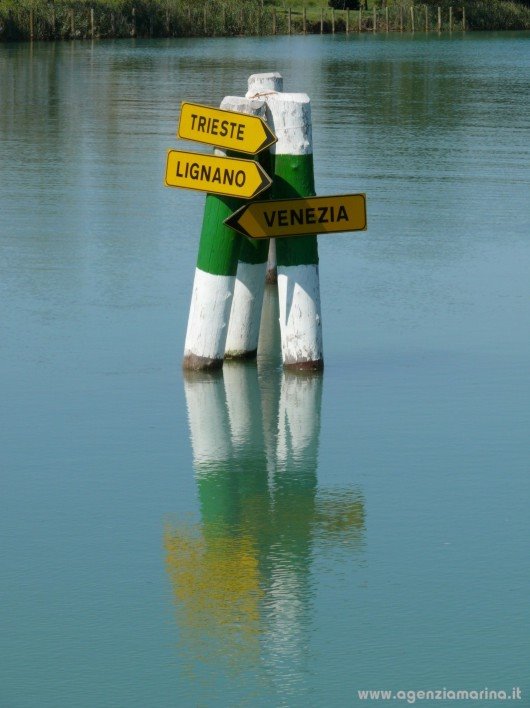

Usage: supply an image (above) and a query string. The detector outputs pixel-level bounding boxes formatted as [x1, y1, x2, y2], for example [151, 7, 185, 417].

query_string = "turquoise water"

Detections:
[1, 33, 529, 707]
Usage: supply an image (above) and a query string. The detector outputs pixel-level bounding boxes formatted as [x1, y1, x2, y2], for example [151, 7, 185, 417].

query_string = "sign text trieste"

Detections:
[178, 102, 277, 155]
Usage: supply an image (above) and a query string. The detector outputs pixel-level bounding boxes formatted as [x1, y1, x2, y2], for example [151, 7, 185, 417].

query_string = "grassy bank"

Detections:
[1, 0, 529, 41]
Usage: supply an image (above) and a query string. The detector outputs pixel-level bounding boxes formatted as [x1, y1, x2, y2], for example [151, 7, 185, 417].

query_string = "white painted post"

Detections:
[246, 72, 283, 287]
[264, 93, 324, 371]
[223, 74, 283, 360]
[183, 96, 267, 370]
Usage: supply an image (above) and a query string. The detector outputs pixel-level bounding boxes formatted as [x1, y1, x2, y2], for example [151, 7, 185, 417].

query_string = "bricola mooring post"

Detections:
[246, 73, 283, 287]
[223, 72, 284, 360]
[264, 92, 324, 371]
[182, 96, 268, 371]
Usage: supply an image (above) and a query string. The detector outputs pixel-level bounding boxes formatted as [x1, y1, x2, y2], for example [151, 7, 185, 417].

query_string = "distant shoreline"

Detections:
[1, 1, 529, 43]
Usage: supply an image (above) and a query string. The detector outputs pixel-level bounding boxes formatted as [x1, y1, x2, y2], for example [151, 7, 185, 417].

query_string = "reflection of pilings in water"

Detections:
[257, 283, 283, 485]
[277, 370, 322, 472]
[262, 370, 322, 686]
[166, 370, 265, 670]
[183, 370, 237, 532]
[168, 360, 365, 686]
[223, 361, 271, 537]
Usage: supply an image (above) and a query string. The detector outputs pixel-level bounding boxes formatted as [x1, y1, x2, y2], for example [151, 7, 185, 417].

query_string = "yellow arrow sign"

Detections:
[178, 102, 277, 155]
[164, 149, 272, 200]
[224, 194, 367, 239]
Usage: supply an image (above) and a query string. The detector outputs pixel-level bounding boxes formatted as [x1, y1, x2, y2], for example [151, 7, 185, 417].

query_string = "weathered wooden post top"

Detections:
[164, 72, 367, 372]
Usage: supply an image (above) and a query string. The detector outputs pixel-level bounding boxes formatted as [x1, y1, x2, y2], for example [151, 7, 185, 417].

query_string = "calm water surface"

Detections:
[1, 33, 529, 707]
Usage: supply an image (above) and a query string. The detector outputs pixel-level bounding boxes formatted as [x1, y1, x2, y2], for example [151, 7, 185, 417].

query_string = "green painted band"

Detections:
[196, 147, 272, 275]
[273, 153, 319, 267]
[196, 194, 242, 276]
[239, 236, 269, 265]
[238, 147, 272, 265]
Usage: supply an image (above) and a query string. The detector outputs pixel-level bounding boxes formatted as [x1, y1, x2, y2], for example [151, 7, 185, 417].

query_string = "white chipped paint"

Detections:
[264, 93, 313, 156]
[183, 374, 232, 465]
[214, 96, 266, 158]
[184, 268, 235, 361]
[277, 265, 323, 365]
[246, 72, 284, 98]
[225, 261, 267, 357]
[220, 95, 267, 116]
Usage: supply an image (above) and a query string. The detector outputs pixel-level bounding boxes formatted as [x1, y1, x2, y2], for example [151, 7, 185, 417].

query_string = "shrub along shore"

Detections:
[1, 0, 529, 41]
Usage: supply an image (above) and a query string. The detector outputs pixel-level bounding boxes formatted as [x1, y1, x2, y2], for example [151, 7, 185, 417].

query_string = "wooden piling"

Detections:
[70, 8, 75, 37]
[437, 6, 442, 32]
[449, 6, 453, 32]
[462, 6, 466, 30]
[303, 6, 307, 34]
[29, 8, 34, 41]
[399, 5, 403, 32]
[410, 5, 415, 32]
[373, 6, 376, 32]
[331, 8, 335, 33]
[346, 9, 350, 34]
[225, 72, 285, 344]
[321, 8, 324, 34]
[204, 5, 207, 34]
[358, 8, 362, 32]
[90, 8, 94, 38]
[132, 7, 136, 38]
[272, 7, 276, 34]
[183, 97, 269, 371]
[425, 4, 429, 31]
[385, 6, 389, 32]
[267, 93, 323, 371]
[288, 7, 291, 35]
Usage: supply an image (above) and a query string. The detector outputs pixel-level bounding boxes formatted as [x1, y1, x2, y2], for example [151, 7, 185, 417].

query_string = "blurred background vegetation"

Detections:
[1, 0, 529, 40]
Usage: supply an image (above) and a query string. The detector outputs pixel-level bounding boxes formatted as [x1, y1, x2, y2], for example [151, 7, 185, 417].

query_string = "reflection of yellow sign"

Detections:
[225, 194, 368, 239]
[178, 102, 277, 154]
[165, 149, 272, 199]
